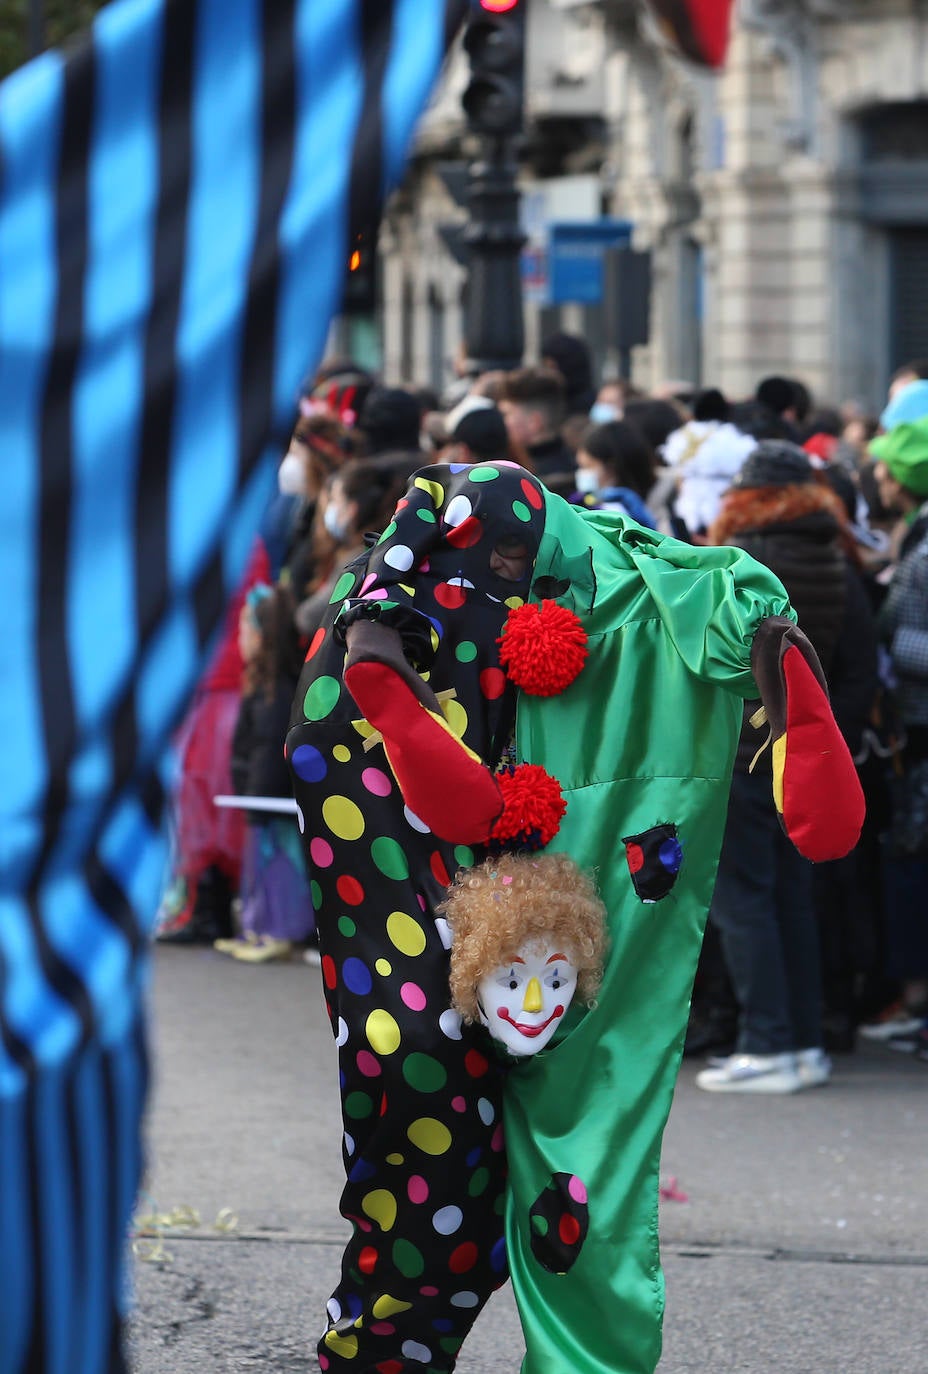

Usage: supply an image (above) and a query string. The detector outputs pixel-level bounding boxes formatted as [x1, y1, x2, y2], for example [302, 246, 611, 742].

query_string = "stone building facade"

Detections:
[373, 0, 928, 412]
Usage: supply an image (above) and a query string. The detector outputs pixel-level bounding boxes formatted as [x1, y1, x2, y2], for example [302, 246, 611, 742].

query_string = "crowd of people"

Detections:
[153, 334, 928, 1084]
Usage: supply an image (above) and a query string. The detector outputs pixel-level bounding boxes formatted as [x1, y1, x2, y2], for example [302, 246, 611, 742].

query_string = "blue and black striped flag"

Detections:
[0, 1, 465, 1369]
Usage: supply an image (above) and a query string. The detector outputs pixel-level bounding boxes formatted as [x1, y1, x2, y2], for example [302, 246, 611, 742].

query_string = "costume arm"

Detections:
[750, 617, 865, 863]
[343, 620, 503, 844]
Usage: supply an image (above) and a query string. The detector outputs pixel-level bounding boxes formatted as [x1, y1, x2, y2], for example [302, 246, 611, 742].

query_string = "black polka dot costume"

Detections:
[286, 463, 547, 1372]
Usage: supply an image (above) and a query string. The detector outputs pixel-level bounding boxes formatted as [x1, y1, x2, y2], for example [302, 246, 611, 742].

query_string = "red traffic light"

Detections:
[479, 0, 520, 10]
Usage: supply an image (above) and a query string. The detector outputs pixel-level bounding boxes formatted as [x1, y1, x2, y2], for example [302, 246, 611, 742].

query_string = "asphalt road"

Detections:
[129, 946, 928, 1373]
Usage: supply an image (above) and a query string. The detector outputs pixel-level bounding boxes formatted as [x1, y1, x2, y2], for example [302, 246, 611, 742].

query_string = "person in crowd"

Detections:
[357, 384, 424, 458]
[623, 397, 686, 456]
[588, 377, 645, 424]
[662, 387, 756, 539]
[442, 398, 510, 466]
[887, 357, 928, 403]
[217, 584, 315, 963]
[499, 364, 575, 488]
[697, 441, 877, 1092]
[278, 413, 360, 607]
[857, 418, 928, 1052]
[156, 539, 271, 944]
[300, 357, 375, 428]
[573, 419, 658, 527]
[753, 375, 810, 439]
[541, 330, 596, 417]
[293, 455, 421, 640]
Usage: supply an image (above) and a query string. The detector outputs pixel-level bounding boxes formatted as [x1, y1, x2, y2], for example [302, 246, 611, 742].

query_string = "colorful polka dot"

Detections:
[468, 466, 499, 482]
[310, 879, 323, 911]
[429, 852, 451, 887]
[402, 1053, 447, 1093]
[303, 676, 341, 721]
[324, 1331, 358, 1358]
[479, 667, 506, 700]
[322, 795, 365, 841]
[439, 1009, 462, 1040]
[407, 1118, 452, 1155]
[344, 1092, 373, 1120]
[291, 743, 327, 782]
[432, 1205, 463, 1235]
[400, 981, 427, 1011]
[361, 1189, 397, 1232]
[448, 1242, 478, 1273]
[450, 1290, 480, 1308]
[404, 805, 430, 833]
[413, 477, 445, 507]
[453, 845, 475, 868]
[310, 836, 334, 867]
[477, 1097, 495, 1125]
[455, 641, 477, 662]
[442, 699, 468, 739]
[338, 915, 357, 938]
[372, 1294, 413, 1319]
[416, 507, 437, 523]
[383, 544, 415, 571]
[333, 744, 352, 763]
[393, 1238, 425, 1279]
[386, 911, 426, 957]
[342, 958, 372, 996]
[371, 837, 409, 881]
[386, 1152, 404, 1165]
[337, 875, 365, 905]
[511, 499, 531, 523]
[401, 1342, 432, 1364]
[329, 572, 357, 603]
[322, 955, 337, 989]
[378, 521, 398, 543]
[443, 494, 473, 528]
[407, 1175, 429, 1204]
[375, 958, 392, 976]
[361, 767, 392, 797]
[366, 1009, 401, 1055]
[521, 477, 544, 509]
[434, 582, 467, 610]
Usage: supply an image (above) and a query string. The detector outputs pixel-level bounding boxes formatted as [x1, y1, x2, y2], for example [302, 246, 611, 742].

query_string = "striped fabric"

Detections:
[0, 2, 465, 1370]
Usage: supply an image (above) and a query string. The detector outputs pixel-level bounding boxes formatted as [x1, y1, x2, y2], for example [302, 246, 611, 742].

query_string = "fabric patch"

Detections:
[622, 823, 683, 903]
[529, 1173, 589, 1274]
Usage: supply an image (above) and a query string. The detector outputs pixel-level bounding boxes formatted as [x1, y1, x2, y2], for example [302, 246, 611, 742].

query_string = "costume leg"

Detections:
[289, 749, 508, 1373]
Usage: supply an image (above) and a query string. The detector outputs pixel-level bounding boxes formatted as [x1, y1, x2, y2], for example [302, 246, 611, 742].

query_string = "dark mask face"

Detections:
[336, 461, 547, 763]
[357, 461, 545, 604]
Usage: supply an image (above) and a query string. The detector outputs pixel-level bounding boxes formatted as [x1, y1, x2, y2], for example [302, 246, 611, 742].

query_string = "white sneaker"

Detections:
[696, 1053, 800, 1094]
[796, 1047, 832, 1088]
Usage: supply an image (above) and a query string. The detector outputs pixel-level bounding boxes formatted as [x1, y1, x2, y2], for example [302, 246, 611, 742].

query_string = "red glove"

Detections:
[344, 621, 503, 844]
[752, 618, 865, 863]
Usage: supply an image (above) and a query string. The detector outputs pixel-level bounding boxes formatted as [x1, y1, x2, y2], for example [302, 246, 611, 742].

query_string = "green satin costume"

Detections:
[506, 495, 793, 1374]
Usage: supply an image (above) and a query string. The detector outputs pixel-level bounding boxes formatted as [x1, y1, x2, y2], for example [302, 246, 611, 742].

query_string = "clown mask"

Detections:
[477, 941, 579, 1056]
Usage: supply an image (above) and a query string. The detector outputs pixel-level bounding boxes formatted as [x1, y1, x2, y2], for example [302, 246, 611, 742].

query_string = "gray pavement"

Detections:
[129, 947, 928, 1373]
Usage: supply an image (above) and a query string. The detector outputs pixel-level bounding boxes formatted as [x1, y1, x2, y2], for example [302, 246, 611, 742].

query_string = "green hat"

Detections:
[870, 418, 928, 497]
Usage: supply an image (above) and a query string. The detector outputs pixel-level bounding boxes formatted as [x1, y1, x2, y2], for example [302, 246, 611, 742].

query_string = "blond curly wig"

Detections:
[440, 852, 608, 1024]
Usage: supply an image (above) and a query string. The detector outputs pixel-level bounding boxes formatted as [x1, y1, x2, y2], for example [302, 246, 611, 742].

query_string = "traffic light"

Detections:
[462, 0, 525, 138]
[342, 230, 377, 315]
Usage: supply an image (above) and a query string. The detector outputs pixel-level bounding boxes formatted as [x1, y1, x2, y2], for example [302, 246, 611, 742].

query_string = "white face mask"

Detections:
[278, 451, 307, 497]
[323, 502, 350, 541]
[477, 940, 579, 1056]
[574, 466, 601, 497]
[589, 401, 620, 424]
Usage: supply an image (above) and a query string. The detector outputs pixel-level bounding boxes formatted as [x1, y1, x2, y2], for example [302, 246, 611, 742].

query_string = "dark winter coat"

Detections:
[711, 482, 878, 770]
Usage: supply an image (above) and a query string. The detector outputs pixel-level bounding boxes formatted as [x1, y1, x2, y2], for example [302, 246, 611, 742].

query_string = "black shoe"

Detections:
[822, 1013, 856, 1055]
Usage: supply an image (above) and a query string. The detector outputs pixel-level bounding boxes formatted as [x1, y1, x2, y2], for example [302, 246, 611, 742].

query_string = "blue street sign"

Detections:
[548, 219, 633, 304]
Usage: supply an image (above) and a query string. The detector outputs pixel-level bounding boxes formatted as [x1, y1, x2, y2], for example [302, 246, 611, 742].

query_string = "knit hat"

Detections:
[452, 406, 509, 462]
[869, 418, 928, 497]
[879, 379, 928, 431]
[733, 440, 814, 488]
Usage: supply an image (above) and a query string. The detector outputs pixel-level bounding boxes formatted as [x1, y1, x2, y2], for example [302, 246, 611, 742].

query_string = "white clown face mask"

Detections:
[476, 940, 579, 1056]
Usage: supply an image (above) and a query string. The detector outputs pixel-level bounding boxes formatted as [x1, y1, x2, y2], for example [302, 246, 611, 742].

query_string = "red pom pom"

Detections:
[489, 764, 567, 852]
[497, 600, 588, 696]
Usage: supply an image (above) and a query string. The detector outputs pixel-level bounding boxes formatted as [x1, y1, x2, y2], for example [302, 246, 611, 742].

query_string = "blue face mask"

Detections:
[589, 401, 620, 425]
[324, 502, 350, 541]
